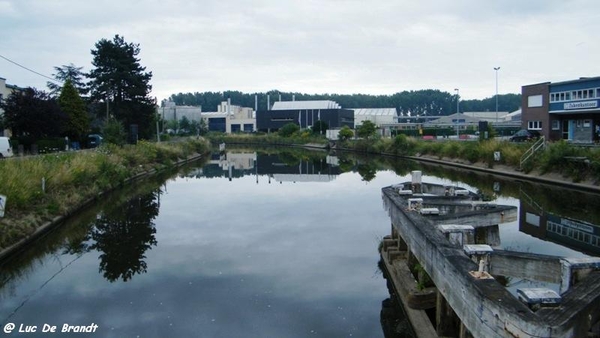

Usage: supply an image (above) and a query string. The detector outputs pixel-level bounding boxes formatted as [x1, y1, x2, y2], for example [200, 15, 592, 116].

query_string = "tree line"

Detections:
[168, 90, 522, 116]
[0, 34, 155, 147]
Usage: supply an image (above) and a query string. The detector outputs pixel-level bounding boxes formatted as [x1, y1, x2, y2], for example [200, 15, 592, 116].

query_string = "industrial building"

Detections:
[522, 76, 600, 143]
[352, 108, 398, 127]
[203, 100, 255, 133]
[160, 100, 256, 133]
[256, 100, 354, 132]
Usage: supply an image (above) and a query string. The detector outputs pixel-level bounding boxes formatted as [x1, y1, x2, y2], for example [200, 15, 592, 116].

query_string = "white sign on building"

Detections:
[564, 101, 598, 110]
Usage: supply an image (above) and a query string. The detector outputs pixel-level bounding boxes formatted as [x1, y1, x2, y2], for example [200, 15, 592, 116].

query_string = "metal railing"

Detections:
[520, 136, 546, 170]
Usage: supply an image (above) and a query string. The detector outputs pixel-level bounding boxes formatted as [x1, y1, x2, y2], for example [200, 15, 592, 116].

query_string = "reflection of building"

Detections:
[187, 152, 256, 179]
[216, 152, 255, 170]
[519, 193, 600, 256]
[186, 152, 341, 183]
[256, 100, 354, 131]
[256, 154, 341, 183]
[522, 76, 600, 142]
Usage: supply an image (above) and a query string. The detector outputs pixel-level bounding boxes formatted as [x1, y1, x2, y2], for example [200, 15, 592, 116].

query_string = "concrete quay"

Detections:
[380, 180, 600, 338]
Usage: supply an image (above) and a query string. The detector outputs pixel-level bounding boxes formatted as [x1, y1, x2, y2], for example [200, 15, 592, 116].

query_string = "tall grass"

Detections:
[336, 136, 600, 183]
[0, 138, 209, 250]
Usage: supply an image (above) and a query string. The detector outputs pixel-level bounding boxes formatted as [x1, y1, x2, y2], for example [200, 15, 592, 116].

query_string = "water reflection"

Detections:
[183, 148, 420, 184]
[520, 193, 600, 256]
[0, 172, 176, 298]
[90, 191, 160, 282]
[1, 148, 599, 337]
[417, 161, 600, 257]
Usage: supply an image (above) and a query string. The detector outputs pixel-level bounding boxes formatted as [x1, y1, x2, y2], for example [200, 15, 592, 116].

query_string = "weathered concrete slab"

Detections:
[382, 184, 600, 337]
[517, 288, 561, 307]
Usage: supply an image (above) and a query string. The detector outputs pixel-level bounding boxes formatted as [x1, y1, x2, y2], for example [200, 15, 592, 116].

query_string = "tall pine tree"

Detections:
[88, 35, 155, 140]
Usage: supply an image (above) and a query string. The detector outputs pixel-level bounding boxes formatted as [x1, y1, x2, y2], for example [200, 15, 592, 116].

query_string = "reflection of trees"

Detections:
[90, 190, 160, 282]
[278, 151, 302, 166]
[312, 157, 328, 172]
[357, 163, 377, 182]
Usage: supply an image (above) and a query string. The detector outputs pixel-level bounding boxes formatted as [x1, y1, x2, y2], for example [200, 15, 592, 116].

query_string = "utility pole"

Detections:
[494, 67, 500, 123]
[454, 88, 460, 138]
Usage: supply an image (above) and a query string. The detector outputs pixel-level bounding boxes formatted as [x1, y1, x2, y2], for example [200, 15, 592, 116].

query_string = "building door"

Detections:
[562, 120, 573, 140]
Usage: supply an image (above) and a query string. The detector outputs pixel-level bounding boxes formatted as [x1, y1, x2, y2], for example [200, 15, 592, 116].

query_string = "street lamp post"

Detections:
[494, 67, 500, 123]
[454, 88, 459, 137]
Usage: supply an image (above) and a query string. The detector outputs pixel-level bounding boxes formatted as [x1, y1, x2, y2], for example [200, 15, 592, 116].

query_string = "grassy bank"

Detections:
[338, 135, 600, 184]
[205, 132, 328, 146]
[206, 132, 600, 184]
[0, 138, 209, 250]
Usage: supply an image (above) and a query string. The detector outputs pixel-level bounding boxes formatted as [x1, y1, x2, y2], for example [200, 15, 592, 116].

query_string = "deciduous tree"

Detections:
[357, 120, 377, 139]
[338, 125, 354, 141]
[0, 88, 65, 140]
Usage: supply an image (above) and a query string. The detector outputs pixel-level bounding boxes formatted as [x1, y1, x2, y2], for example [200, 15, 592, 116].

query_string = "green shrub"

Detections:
[538, 140, 582, 174]
[279, 123, 300, 137]
[393, 134, 413, 155]
[460, 142, 480, 163]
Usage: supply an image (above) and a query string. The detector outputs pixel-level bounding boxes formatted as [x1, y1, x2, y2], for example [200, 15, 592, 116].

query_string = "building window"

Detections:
[528, 121, 542, 130]
[528, 95, 543, 107]
[584, 120, 591, 128]
[552, 120, 560, 130]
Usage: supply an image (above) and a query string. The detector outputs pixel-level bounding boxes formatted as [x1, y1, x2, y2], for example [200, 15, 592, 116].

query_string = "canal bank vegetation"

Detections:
[340, 135, 600, 184]
[209, 131, 600, 184]
[206, 130, 329, 147]
[0, 138, 209, 251]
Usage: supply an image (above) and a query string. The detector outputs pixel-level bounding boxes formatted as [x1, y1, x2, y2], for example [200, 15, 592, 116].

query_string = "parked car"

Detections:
[0, 137, 14, 158]
[88, 134, 103, 148]
[510, 130, 541, 142]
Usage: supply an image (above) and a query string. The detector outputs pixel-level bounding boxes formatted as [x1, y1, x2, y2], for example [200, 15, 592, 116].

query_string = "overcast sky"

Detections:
[1, 0, 598, 103]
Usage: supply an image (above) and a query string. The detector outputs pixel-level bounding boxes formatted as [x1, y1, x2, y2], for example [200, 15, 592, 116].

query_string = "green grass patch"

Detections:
[0, 137, 209, 250]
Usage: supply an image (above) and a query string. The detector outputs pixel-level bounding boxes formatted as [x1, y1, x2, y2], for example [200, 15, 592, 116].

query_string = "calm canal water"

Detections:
[1, 148, 599, 337]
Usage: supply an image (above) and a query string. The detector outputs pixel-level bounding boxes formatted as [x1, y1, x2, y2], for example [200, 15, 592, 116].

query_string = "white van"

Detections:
[0, 137, 13, 158]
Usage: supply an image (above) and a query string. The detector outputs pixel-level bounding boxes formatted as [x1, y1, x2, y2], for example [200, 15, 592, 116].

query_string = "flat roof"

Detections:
[201, 112, 228, 117]
[524, 76, 600, 88]
[351, 108, 398, 117]
[271, 100, 341, 110]
[550, 76, 600, 86]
